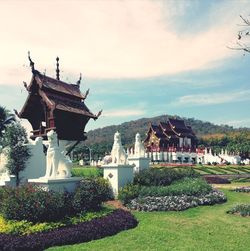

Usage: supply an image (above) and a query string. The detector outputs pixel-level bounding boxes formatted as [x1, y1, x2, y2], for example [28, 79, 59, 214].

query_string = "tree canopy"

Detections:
[2, 123, 30, 186]
[0, 106, 15, 138]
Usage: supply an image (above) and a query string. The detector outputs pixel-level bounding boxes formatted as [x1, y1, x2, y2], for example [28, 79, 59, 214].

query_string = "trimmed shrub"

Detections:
[119, 178, 212, 204]
[138, 178, 212, 197]
[0, 184, 69, 223]
[204, 176, 231, 184]
[0, 209, 138, 251]
[72, 177, 113, 213]
[0, 177, 113, 223]
[0, 208, 113, 235]
[227, 204, 250, 217]
[118, 184, 140, 204]
[133, 167, 198, 186]
[128, 190, 227, 211]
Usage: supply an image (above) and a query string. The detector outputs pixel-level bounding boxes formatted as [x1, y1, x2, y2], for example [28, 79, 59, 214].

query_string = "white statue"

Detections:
[103, 155, 112, 165]
[111, 131, 127, 165]
[134, 133, 145, 157]
[45, 130, 72, 179]
[0, 149, 9, 180]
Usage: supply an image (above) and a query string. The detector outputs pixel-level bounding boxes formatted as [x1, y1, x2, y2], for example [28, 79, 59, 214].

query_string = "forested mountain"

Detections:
[85, 114, 246, 145]
[81, 115, 250, 157]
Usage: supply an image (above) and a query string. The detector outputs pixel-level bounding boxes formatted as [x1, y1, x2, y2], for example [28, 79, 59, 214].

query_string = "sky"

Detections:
[0, 0, 250, 132]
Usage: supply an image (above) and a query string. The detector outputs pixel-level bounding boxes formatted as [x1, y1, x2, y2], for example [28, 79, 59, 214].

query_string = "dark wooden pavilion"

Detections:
[17, 53, 101, 142]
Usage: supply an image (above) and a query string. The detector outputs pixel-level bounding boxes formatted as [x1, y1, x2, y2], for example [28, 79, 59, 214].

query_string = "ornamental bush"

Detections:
[72, 177, 113, 213]
[0, 184, 69, 223]
[227, 204, 250, 217]
[138, 178, 212, 197]
[118, 184, 140, 204]
[0, 208, 113, 235]
[0, 177, 113, 223]
[133, 167, 198, 186]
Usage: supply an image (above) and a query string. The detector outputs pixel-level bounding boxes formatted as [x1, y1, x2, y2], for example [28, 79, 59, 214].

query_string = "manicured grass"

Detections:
[193, 165, 250, 175]
[48, 187, 250, 251]
[71, 167, 103, 177]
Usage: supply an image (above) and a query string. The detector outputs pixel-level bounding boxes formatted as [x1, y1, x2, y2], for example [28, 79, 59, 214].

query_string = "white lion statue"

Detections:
[0, 148, 9, 180]
[45, 130, 72, 179]
[111, 131, 127, 165]
[134, 133, 145, 157]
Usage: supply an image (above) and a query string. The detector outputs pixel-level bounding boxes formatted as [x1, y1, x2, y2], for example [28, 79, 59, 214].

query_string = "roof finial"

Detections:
[76, 73, 82, 87]
[28, 51, 35, 73]
[56, 56, 60, 80]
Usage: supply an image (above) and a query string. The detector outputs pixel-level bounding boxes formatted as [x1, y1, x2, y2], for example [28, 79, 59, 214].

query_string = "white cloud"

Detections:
[173, 90, 250, 106]
[0, 0, 249, 84]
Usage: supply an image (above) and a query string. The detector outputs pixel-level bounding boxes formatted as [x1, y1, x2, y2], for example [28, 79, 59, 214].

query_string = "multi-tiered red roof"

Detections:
[18, 54, 101, 141]
[144, 118, 197, 152]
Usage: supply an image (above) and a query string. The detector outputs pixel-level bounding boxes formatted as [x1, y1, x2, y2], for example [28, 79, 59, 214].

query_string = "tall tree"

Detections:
[3, 123, 30, 186]
[229, 15, 250, 53]
[0, 106, 15, 138]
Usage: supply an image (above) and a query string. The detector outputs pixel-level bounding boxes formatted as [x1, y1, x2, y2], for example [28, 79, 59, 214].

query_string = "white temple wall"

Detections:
[20, 137, 46, 182]
[179, 138, 183, 147]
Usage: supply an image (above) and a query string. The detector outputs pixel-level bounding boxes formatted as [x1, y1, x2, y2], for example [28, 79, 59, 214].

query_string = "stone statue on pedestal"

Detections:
[45, 130, 72, 179]
[134, 133, 145, 157]
[111, 131, 127, 165]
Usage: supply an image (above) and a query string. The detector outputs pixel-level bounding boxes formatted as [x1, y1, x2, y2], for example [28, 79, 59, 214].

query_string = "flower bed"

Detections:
[0, 209, 138, 251]
[118, 177, 213, 204]
[203, 176, 231, 184]
[0, 208, 113, 235]
[231, 186, 250, 193]
[227, 204, 250, 217]
[127, 190, 227, 211]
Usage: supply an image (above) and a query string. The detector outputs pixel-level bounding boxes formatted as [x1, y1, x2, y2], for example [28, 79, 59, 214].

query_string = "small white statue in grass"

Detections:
[134, 133, 145, 158]
[45, 130, 72, 179]
[111, 131, 127, 165]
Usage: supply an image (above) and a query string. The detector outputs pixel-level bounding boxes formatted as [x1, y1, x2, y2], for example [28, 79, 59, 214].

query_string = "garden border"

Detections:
[0, 209, 138, 251]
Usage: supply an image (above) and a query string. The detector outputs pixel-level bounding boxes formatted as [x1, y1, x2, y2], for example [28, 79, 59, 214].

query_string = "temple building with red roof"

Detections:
[144, 118, 198, 163]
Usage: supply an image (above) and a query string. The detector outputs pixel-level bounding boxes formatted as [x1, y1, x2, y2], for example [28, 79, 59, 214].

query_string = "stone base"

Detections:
[0, 175, 16, 187]
[28, 177, 82, 192]
[102, 164, 134, 197]
[127, 157, 150, 173]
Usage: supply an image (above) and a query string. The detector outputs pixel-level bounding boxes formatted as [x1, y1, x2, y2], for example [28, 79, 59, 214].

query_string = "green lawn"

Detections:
[192, 165, 250, 175]
[71, 166, 102, 177]
[48, 187, 250, 251]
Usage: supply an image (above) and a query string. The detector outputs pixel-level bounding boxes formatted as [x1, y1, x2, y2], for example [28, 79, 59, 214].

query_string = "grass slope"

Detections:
[48, 188, 250, 251]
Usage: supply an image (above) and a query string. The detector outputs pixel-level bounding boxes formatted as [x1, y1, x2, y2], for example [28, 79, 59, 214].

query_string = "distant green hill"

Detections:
[84, 114, 249, 149]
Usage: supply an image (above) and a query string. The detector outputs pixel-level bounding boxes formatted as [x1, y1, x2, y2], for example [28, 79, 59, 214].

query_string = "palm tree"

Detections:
[0, 106, 15, 138]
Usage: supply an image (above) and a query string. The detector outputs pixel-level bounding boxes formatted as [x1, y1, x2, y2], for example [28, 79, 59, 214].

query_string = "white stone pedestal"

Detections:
[127, 157, 150, 173]
[28, 177, 82, 192]
[102, 165, 134, 197]
[0, 175, 16, 187]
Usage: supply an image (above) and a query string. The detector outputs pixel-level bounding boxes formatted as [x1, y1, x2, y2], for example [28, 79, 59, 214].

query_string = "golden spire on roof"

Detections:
[28, 51, 35, 73]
